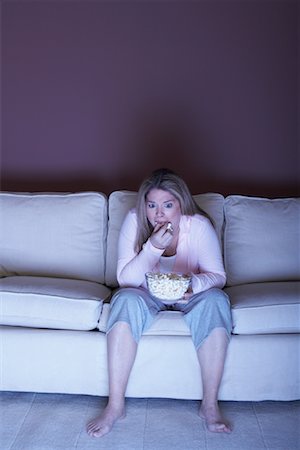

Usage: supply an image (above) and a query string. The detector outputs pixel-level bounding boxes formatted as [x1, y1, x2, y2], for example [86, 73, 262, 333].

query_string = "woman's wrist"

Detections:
[149, 237, 166, 250]
[145, 238, 165, 254]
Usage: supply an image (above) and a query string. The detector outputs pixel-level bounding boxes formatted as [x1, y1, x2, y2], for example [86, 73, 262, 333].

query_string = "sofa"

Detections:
[0, 191, 299, 401]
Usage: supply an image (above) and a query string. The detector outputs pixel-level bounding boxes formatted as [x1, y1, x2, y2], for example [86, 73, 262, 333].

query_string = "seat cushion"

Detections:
[0, 192, 108, 283]
[98, 302, 191, 336]
[224, 195, 300, 286]
[226, 281, 300, 335]
[105, 190, 225, 287]
[0, 276, 111, 331]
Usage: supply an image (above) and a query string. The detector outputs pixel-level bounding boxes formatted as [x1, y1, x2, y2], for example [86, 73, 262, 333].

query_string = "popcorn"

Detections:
[146, 272, 191, 302]
[166, 222, 174, 232]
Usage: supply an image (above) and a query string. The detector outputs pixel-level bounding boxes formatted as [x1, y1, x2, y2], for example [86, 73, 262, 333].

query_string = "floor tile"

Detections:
[1, 393, 299, 450]
[77, 396, 147, 450]
[10, 393, 90, 450]
[254, 401, 300, 450]
[205, 402, 267, 450]
[0, 391, 36, 450]
[143, 398, 206, 450]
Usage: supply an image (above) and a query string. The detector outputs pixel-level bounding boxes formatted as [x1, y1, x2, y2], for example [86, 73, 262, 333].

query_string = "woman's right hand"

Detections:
[150, 223, 174, 250]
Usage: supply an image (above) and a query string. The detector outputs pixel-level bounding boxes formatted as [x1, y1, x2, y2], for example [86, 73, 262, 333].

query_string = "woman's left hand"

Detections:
[177, 291, 193, 304]
[183, 291, 193, 301]
[183, 282, 193, 301]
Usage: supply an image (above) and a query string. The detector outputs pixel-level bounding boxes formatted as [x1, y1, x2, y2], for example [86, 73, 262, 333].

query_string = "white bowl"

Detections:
[146, 272, 191, 303]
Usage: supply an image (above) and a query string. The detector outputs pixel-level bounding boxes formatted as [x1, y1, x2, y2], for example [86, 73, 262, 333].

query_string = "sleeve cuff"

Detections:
[143, 239, 165, 255]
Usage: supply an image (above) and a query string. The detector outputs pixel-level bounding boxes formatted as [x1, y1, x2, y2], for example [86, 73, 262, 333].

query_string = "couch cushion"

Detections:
[0, 192, 108, 283]
[105, 190, 225, 287]
[105, 191, 137, 288]
[224, 195, 300, 286]
[0, 276, 111, 331]
[226, 281, 300, 335]
[98, 302, 191, 336]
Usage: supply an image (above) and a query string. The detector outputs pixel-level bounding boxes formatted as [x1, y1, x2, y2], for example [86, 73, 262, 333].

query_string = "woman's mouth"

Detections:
[154, 221, 173, 232]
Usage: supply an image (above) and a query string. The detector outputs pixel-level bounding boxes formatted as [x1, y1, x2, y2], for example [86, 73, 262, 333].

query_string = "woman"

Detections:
[87, 168, 232, 437]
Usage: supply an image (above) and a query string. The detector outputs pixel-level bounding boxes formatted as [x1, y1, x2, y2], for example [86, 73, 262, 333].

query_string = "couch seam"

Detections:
[0, 291, 106, 302]
[231, 302, 299, 310]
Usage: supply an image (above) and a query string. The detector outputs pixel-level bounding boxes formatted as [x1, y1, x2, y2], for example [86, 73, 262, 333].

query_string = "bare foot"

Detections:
[199, 402, 232, 433]
[87, 404, 125, 438]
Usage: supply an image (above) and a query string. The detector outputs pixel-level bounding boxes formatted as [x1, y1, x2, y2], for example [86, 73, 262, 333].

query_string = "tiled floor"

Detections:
[1, 392, 299, 450]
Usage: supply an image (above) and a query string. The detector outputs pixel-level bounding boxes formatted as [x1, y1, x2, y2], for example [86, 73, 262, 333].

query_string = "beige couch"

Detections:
[0, 191, 299, 401]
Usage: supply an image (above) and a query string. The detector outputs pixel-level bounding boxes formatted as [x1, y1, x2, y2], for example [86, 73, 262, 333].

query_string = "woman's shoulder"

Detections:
[123, 208, 137, 218]
[127, 208, 137, 218]
[182, 213, 211, 227]
[181, 214, 214, 237]
[121, 208, 137, 228]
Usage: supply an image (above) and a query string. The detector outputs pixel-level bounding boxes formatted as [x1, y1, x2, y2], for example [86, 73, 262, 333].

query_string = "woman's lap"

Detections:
[107, 287, 232, 348]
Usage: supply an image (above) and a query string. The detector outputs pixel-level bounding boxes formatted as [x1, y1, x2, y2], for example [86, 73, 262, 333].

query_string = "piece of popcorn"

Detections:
[166, 222, 174, 232]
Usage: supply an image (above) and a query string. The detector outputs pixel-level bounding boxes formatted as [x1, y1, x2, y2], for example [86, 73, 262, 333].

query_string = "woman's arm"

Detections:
[117, 211, 164, 287]
[190, 216, 226, 293]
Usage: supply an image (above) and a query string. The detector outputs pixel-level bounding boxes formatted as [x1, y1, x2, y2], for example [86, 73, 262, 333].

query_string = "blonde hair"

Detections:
[135, 168, 211, 253]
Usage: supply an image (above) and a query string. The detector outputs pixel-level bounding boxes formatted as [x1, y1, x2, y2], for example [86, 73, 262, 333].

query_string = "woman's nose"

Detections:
[155, 206, 164, 217]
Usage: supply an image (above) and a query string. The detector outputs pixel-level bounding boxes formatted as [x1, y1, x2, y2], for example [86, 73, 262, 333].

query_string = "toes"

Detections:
[86, 418, 113, 438]
[87, 427, 97, 436]
[92, 430, 102, 438]
[92, 426, 110, 438]
[207, 422, 232, 433]
[87, 421, 96, 432]
[88, 424, 111, 438]
[87, 422, 101, 436]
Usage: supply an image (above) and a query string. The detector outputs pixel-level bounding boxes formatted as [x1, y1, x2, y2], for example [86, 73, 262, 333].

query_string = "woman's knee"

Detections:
[108, 288, 153, 338]
[187, 288, 232, 328]
[186, 288, 232, 348]
[205, 289, 232, 329]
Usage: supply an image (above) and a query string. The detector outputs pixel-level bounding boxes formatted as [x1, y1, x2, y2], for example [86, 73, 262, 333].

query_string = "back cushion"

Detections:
[105, 191, 224, 287]
[0, 192, 108, 283]
[224, 195, 300, 286]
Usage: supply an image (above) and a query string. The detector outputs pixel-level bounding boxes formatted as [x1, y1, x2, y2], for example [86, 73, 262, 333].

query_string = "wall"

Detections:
[1, 0, 298, 197]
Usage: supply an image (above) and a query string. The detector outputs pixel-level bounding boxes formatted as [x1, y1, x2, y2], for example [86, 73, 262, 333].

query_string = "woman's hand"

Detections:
[177, 292, 193, 304]
[183, 291, 193, 301]
[150, 222, 174, 250]
[178, 284, 193, 303]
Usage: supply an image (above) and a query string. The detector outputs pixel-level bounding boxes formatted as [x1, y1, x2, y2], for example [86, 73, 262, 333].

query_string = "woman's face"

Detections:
[145, 188, 181, 230]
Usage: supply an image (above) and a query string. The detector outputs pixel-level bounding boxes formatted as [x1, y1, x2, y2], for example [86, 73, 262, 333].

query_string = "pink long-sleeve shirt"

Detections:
[117, 210, 226, 293]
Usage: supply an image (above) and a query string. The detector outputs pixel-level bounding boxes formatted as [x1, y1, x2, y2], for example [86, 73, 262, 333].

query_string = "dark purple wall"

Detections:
[2, 1, 298, 197]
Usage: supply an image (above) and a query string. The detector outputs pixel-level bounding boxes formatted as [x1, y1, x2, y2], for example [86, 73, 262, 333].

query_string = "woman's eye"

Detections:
[147, 202, 156, 209]
[165, 203, 173, 209]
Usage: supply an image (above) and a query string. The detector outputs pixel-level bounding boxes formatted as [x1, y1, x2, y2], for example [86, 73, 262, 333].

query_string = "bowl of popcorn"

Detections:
[146, 272, 191, 303]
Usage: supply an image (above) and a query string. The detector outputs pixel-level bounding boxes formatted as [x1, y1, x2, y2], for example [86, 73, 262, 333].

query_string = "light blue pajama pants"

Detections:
[107, 287, 232, 350]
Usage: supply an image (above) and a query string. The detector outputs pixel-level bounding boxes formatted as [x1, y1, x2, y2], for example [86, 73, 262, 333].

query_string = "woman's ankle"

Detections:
[200, 398, 219, 410]
[106, 398, 126, 413]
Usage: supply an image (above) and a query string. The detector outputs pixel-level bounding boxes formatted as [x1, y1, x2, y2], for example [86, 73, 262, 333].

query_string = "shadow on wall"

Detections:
[1, 108, 298, 198]
[1, 175, 298, 199]
[117, 107, 201, 187]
